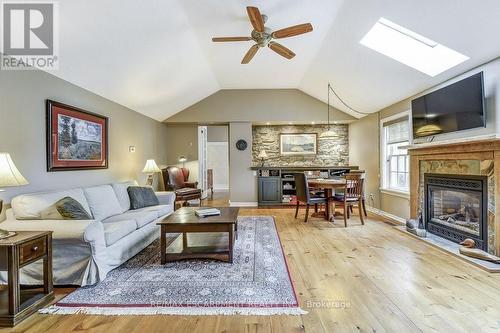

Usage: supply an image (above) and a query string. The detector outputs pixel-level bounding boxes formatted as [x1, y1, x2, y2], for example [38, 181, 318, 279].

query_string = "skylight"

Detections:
[360, 18, 469, 77]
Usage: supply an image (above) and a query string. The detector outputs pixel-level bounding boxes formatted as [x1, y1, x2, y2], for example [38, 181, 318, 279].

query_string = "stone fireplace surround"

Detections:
[409, 136, 500, 256]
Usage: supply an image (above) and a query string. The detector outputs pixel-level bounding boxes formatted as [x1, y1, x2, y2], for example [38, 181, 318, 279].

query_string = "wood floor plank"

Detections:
[2, 195, 500, 333]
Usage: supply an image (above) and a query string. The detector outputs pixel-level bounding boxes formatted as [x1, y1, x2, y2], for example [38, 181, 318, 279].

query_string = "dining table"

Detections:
[307, 178, 346, 221]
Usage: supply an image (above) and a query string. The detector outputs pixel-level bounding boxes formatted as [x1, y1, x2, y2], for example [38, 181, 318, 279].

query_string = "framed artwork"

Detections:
[280, 133, 317, 156]
[46, 100, 108, 171]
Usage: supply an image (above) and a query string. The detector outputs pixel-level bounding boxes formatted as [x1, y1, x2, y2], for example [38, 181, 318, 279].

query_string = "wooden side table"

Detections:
[0, 231, 54, 327]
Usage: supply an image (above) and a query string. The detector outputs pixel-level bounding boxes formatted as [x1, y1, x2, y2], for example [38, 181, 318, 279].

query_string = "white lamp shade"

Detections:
[178, 155, 187, 163]
[142, 159, 161, 173]
[257, 150, 268, 159]
[0, 153, 29, 187]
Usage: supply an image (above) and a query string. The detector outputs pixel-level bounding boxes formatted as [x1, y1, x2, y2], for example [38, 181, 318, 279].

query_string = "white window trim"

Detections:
[379, 188, 410, 199]
[380, 110, 412, 194]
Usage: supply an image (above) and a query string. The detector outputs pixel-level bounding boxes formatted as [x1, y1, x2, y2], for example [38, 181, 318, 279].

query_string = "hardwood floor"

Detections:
[3, 199, 500, 332]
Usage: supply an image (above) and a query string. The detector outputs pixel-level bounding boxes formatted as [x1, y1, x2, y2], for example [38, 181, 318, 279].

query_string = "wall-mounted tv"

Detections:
[412, 72, 485, 139]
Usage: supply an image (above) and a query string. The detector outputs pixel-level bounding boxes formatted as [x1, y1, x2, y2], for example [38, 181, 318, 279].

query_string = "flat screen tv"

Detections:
[412, 72, 485, 139]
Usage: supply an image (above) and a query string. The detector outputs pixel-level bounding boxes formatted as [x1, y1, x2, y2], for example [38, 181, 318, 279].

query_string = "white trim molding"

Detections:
[380, 110, 412, 191]
[229, 201, 258, 207]
[379, 188, 410, 199]
[366, 206, 406, 225]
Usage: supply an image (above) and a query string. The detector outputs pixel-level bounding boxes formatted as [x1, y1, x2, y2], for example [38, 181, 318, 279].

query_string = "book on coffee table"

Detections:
[194, 208, 221, 217]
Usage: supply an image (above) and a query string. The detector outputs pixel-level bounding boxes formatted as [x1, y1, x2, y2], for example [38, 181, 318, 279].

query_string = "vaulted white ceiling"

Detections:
[52, 0, 500, 121]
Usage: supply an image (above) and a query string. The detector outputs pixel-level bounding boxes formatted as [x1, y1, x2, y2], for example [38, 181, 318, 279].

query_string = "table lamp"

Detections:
[0, 153, 29, 228]
[257, 150, 268, 167]
[142, 159, 161, 187]
[178, 155, 187, 168]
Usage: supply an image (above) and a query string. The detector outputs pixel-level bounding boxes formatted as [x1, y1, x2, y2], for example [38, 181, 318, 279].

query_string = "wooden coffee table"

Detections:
[158, 207, 239, 264]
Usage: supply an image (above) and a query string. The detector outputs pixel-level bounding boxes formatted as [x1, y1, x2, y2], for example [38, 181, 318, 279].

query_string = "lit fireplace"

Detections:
[424, 174, 488, 250]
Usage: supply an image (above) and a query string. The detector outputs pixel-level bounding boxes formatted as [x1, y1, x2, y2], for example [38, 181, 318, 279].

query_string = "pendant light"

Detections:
[319, 83, 337, 139]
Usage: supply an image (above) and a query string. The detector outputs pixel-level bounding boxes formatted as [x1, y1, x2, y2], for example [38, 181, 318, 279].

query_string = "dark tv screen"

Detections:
[412, 72, 485, 138]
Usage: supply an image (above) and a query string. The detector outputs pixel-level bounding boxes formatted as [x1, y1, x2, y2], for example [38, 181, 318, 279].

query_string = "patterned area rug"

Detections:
[41, 216, 305, 315]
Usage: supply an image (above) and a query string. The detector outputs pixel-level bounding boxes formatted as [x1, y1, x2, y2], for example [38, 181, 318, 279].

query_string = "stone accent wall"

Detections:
[418, 159, 496, 255]
[252, 125, 348, 167]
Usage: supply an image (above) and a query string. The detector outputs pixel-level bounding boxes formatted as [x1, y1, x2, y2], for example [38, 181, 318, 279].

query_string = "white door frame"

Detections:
[198, 126, 209, 199]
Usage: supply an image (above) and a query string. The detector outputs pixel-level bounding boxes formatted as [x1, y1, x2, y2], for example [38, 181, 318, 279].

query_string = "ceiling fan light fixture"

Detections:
[211, 6, 313, 64]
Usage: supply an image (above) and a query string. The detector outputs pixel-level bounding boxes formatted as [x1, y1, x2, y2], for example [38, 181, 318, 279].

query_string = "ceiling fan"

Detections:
[212, 6, 313, 64]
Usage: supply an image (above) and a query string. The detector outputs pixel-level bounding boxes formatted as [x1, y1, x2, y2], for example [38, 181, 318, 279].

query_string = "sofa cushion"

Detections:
[136, 205, 173, 218]
[127, 186, 160, 210]
[103, 210, 159, 228]
[102, 219, 137, 246]
[111, 181, 139, 213]
[40, 197, 93, 220]
[11, 188, 92, 220]
[83, 185, 122, 221]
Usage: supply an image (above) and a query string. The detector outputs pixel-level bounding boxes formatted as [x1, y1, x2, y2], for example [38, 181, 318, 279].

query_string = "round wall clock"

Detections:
[236, 139, 248, 151]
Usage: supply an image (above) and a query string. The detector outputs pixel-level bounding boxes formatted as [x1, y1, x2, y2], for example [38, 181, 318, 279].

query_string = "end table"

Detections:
[0, 231, 54, 327]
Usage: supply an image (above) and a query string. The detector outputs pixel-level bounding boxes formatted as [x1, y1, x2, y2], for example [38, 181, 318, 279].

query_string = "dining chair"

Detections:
[331, 173, 365, 227]
[293, 173, 327, 222]
[349, 170, 367, 216]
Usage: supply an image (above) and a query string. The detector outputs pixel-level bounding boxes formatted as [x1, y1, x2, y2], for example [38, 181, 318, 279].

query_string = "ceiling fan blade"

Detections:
[272, 23, 313, 39]
[246, 6, 265, 32]
[241, 45, 259, 64]
[212, 37, 253, 42]
[268, 42, 295, 60]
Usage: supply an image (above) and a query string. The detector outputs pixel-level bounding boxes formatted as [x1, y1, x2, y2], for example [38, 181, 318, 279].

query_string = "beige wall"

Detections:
[165, 89, 356, 124]
[165, 124, 198, 165]
[0, 69, 169, 203]
[348, 113, 380, 208]
[229, 123, 257, 204]
[164, 124, 199, 182]
[207, 126, 228, 142]
[380, 194, 410, 220]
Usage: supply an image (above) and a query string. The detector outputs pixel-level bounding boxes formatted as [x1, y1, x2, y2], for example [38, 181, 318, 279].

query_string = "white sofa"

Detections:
[0, 181, 175, 286]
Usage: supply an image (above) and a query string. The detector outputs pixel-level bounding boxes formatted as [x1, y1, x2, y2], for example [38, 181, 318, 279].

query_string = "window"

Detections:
[360, 17, 469, 77]
[382, 115, 410, 192]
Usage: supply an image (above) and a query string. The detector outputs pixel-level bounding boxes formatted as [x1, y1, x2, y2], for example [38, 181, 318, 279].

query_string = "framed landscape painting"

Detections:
[280, 133, 317, 156]
[46, 100, 108, 171]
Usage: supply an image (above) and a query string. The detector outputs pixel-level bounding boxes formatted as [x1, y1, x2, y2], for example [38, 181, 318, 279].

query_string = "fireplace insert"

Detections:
[424, 173, 488, 250]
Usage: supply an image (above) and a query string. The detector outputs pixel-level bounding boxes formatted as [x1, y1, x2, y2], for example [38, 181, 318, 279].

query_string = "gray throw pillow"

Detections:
[127, 186, 159, 210]
[40, 196, 93, 220]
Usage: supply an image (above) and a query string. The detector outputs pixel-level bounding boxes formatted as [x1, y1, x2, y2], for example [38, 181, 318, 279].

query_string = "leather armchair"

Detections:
[162, 167, 202, 209]
[179, 168, 198, 188]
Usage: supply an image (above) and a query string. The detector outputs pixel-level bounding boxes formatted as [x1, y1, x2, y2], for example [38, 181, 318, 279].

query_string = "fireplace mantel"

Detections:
[407, 135, 500, 155]
[408, 136, 500, 255]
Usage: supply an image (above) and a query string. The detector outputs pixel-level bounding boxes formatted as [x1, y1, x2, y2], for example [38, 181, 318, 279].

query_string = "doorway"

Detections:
[199, 125, 229, 206]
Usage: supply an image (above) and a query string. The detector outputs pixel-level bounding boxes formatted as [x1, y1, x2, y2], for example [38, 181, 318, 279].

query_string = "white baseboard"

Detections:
[229, 201, 258, 207]
[366, 206, 406, 225]
[213, 187, 229, 191]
